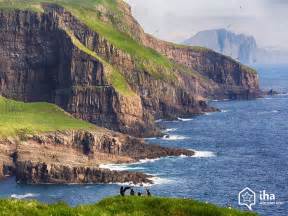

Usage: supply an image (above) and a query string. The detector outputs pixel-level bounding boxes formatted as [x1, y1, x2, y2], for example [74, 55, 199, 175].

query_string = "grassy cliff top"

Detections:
[0, 0, 176, 81]
[0, 96, 93, 138]
[0, 196, 258, 216]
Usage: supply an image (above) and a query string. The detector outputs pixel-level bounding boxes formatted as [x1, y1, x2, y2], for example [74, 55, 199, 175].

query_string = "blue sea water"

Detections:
[0, 65, 288, 216]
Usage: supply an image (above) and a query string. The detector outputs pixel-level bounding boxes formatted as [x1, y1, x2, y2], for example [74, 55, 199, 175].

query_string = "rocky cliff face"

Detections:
[16, 162, 153, 184]
[0, 129, 194, 184]
[143, 36, 259, 100]
[0, 2, 259, 137]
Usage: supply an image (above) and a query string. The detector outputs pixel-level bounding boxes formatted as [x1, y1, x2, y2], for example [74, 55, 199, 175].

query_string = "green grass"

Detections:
[0, 0, 256, 89]
[0, 96, 93, 138]
[0, 196, 258, 216]
[64, 27, 135, 96]
[0, 0, 176, 82]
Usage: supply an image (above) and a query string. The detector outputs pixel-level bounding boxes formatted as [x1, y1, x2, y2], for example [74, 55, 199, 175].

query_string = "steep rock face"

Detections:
[143, 35, 260, 100]
[0, 8, 152, 136]
[0, 139, 16, 179]
[16, 161, 152, 184]
[0, 2, 260, 137]
[0, 129, 194, 184]
[113, 2, 260, 99]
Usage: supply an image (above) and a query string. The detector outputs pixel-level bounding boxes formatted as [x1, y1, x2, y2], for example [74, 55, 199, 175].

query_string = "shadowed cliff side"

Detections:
[0, 0, 260, 137]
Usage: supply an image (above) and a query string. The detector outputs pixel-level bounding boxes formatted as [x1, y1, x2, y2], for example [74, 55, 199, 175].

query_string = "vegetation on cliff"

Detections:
[0, 96, 93, 137]
[0, 0, 176, 83]
[0, 196, 257, 216]
[64, 28, 135, 96]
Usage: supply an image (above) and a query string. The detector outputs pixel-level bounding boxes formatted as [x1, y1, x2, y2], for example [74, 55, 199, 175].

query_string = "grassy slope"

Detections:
[0, 96, 93, 138]
[0, 0, 176, 80]
[0, 196, 258, 216]
[64, 28, 134, 96]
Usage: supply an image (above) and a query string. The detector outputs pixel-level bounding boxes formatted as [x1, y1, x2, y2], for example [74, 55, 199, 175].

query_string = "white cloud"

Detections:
[125, 0, 288, 49]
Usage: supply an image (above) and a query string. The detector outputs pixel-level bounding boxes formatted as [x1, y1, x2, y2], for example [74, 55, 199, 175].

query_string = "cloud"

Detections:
[125, 0, 288, 49]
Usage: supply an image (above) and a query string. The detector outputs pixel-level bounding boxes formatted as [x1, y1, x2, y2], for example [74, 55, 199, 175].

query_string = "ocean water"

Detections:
[0, 65, 287, 216]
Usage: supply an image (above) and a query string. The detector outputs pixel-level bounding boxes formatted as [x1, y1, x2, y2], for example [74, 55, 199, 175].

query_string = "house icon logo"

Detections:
[238, 187, 256, 211]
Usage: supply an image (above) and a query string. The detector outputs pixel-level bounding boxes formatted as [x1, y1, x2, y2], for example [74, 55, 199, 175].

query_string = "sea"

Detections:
[0, 64, 287, 216]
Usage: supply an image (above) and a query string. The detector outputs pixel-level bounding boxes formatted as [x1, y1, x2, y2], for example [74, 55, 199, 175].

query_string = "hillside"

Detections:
[0, 196, 258, 216]
[0, 96, 93, 137]
[0, 97, 194, 184]
[0, 0, 260, 137]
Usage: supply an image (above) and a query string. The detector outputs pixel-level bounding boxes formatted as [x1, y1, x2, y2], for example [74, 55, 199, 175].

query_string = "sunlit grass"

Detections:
[0, 96, 93, 138]
[0, 0, 176, 81]
[0, 196, 258, 216]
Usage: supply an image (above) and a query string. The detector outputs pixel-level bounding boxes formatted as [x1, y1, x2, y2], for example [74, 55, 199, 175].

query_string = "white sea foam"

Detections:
[177, 117, 193, 122]
[192, 150, 216, 158]
[138, 158, 162, 164]
[162, 135, 188, 140]
[164, 128, 177, 132]
[113, 181, 153, 187]
[99, 164, 145, 171]
[221, 110, 229, 113]
[257, 110, 280, 115]
[149, 176, 174, 185]
[278, 92, 288, 96]
[155, 119, 163, 123]
[99, 158, 162, 171]
[11, 193, 39, 199]
[204, 112, 213, 116]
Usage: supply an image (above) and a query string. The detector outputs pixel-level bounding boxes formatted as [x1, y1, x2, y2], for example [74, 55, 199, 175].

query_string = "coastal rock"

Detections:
[16, 161, 152, 184]
[0, 3, 259, 137]
[0, 129, 194, 184]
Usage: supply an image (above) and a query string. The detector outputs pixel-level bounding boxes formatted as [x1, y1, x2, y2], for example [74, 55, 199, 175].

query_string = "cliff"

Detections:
[0, 0, 260, 137]
[1, 129, 193, 184]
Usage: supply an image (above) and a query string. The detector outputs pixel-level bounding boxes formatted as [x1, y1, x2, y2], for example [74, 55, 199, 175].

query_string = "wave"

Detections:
[99, 164, 145, 171]
[149, 176, 174, 185]
[155, 119, 163, 123]
[257, 110, 280, 115]
[99, 158, 162, 171]
[278, 92, 288, 96]
[177, 117, 193, 122]
[163, 128, 177, 132]
[11, 193, 39, 199]
[211, 99, 230, 102]
[221, 110, 229, 113]
[162, 135, 188, 140]
[204, 112, 213, 116]
[188, 149, 216, 158]
[263, 97, 275, 100]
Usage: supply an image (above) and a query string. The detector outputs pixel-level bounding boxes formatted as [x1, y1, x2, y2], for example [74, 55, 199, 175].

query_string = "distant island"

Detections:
[183, 29, 288, 65]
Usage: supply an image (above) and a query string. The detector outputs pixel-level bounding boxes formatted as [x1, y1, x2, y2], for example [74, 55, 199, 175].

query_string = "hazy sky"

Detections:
[125, 0, 288, 49]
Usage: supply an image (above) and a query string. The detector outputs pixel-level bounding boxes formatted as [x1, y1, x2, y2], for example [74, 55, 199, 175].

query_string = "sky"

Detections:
[125, 0, 288, 49]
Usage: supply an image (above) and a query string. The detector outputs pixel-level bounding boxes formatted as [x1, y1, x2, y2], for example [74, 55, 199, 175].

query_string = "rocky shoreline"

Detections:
[0, 0, 260, 186]
[0, 129, 194, 184]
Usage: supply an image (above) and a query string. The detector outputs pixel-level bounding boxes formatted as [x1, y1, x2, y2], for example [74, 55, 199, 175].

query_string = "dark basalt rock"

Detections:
[0, 4, 260, 137]
[0, 130, 194, 184]
[16, 161, 152, 184]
